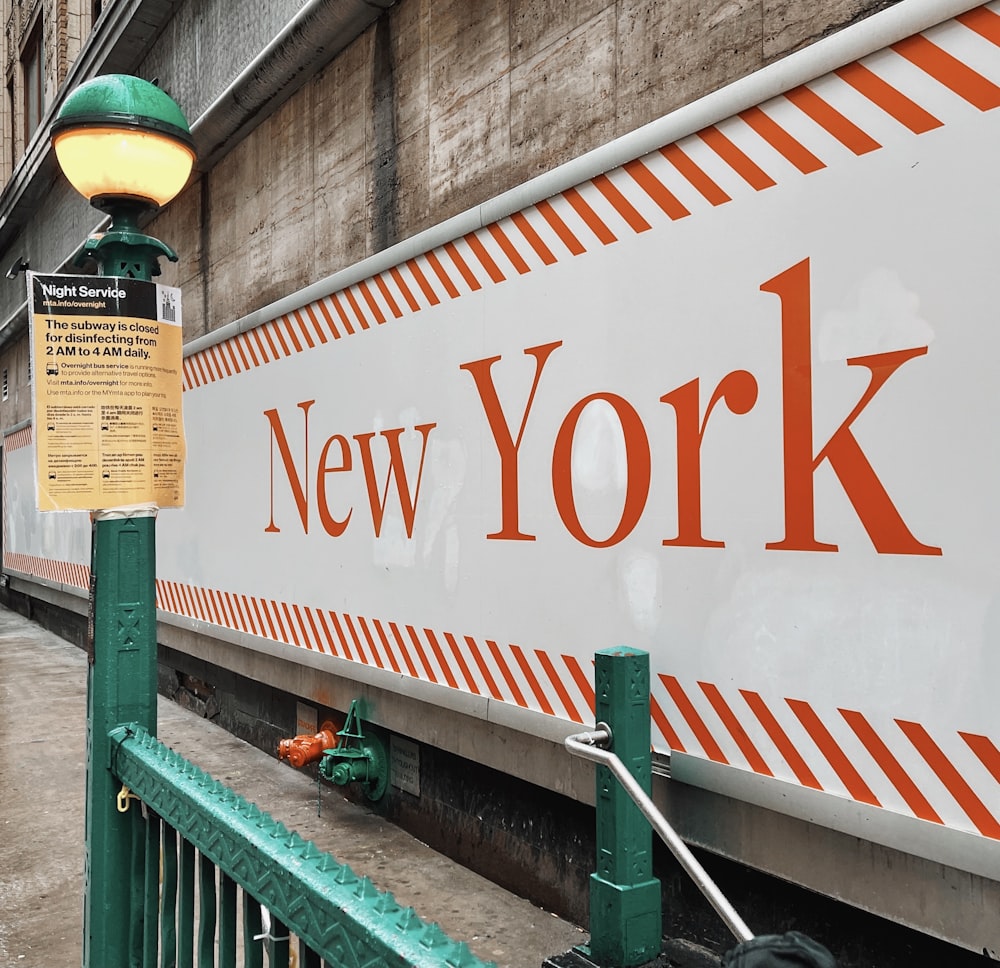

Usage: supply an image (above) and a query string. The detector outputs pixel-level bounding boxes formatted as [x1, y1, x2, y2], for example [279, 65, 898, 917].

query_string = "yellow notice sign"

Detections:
[29, 272, 185, 511]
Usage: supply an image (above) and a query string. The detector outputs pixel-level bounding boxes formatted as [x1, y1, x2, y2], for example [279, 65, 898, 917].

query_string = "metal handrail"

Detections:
[109, 723, 497, 968]
[566, 725, 754, 944]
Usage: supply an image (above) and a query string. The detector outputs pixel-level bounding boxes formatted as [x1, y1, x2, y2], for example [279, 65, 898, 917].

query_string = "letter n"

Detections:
[264, 400, 314, 533]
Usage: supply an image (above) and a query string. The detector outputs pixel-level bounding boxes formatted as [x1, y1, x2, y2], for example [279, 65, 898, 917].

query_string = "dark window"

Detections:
[7, 78, 15, 170]
[21, 19, 43, 144]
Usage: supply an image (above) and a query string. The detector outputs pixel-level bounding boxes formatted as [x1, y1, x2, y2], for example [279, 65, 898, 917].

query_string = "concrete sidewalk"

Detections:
[0, 604, 586, 967]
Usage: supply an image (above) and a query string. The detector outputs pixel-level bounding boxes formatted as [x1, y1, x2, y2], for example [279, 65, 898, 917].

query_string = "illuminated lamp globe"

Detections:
[51, 74, 195, 212]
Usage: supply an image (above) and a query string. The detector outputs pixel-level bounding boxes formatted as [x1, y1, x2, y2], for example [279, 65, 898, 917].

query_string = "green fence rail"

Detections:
[107, 724, 495, 968]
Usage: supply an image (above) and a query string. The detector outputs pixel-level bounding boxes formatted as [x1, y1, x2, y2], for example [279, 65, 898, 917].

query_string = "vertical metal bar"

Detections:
[589, 647, 662, 967]
[242, 893, 264, 968]
[178, 837, 196, 968]
[268, 916, 290, 968]
[299, 940, 321, 967]
[144, 811, 161, 968]
[129, 806, 146, 966]
[161, 823, 178, 968]
[198, 854, 217, 967]
[218, 874, 237, 968]
[84, 513, 158, 968]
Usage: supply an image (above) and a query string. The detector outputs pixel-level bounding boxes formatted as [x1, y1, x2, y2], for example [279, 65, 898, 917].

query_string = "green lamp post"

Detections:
[50, 74, 194, 968]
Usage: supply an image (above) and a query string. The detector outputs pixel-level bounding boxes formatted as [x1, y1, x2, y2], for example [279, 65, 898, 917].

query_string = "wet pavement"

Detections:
[0, 604, 587, 967]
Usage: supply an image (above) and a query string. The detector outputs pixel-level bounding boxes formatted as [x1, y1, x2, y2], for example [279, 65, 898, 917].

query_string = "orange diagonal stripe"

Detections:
[785, 85, 881, 154]
[959, 731, 1000, 783]
[510, 644, 554, 715]
[893, 33, 1000, 110]
[535, 199, 586, 255]
[899, 720, 1000, 837]
[563, 187, 617, 245]
[650, 695, 686, 752]
[536, 650, 582, 723]
[787, 698, 880, 805]
[624, 159, 691, 220]
[698, 126, 776, 190]
[699, 682, 773, 775]
[840, 708, 943, 822]
[957, 6, 1000, 46]
[739, 106, 826, 173]
[510, 212, 557, 265]
[660, 675, 728, 763]
[593, 173, 651, 233]
[660, 144, 730, 205]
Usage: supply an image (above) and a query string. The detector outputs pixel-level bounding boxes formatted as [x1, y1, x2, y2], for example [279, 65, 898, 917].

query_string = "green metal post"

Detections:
[83, 235, 162, 968]
[84, 510, 158, 967]
[588, 647, 662, 967]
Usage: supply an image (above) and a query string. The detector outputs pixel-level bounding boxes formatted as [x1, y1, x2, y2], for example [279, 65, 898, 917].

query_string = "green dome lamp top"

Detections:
[52, 74, 195, 212]
[51, 74, 196, 278]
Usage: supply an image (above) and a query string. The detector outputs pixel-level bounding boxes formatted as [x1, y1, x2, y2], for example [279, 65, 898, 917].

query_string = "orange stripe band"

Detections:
[746, 690, 820, 780]
[593, 173, 652, 233]
[510, 643, 554, 715]
[488, 638, 527, 707]
[535, 199, 586, 255]
[840, 708, 943, 822]
[787, 698, 881, 805]
[488, 224, 532, 275]
[699, 681, 773, 775]
[536, 649, 582, 723]
[443, 241, 483, 290]
[898, 719, 1000, 838]
[650, 695, 686, 752]
[425, 250, 461, 298]
[659, 143, 731, 206]
[562, 187, 617, 245]
[358, 280, 387, 324]
[464, 232, 506, 283]
[407, 259, 441, 306]
[510, 212, 557, 265]
[698, 126, 777, 190]
[444, 631, 480, 694]
[892, 33, 1000, 110]
[739, 106, 826, 173]
[785, 85, 882, 154]
[960, 731, 1000, 783]
[660, 674, 729, 763]
[957, 5, 1000, 45]
[466, 635, 503, 701]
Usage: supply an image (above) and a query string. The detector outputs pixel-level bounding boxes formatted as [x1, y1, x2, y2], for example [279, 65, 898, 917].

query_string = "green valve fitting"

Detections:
[318, 700, 388, 801]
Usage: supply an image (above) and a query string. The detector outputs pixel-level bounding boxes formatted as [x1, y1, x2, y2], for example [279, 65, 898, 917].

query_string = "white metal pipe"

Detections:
[566, 728, 754, 944]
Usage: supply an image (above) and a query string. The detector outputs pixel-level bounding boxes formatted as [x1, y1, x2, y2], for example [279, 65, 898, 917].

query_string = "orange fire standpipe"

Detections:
[277, 722, 339, 769]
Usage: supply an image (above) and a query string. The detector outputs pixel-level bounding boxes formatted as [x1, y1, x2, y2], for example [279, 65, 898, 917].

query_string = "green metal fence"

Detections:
[106, 724, 495, 968]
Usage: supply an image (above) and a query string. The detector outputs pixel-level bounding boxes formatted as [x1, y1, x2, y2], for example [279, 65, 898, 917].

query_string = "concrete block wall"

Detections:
[0, 0, 900, 396]
[148, 0, 901, 342]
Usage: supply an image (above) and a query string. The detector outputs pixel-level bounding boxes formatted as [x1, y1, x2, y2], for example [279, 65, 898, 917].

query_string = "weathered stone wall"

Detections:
[0, 332, 29, 425]
[147, 0, 901, 343]
[0, 0, 901, 410]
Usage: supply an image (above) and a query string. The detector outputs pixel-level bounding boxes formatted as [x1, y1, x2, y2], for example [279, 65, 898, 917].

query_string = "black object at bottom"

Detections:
[723, 932, 837, 968]
[543, 931, 836, 968]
